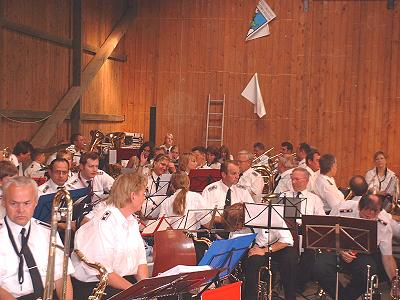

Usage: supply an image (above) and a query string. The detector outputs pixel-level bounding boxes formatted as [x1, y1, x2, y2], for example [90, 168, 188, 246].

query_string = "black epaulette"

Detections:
[237, 184, 246, 190]
[327, 179, 333, 185]
[208, 185, 217, 191]
[339, 209, 353, 213]
[252, 171, 259, 177]
[42, 185, 50, 193]
[378, 218, 388, 226]
[101, 211, 111, 221]
[35, 220, 51, 229]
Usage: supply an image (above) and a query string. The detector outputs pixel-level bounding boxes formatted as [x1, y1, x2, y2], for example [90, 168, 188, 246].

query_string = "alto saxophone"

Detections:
[74, 249, 109, 300]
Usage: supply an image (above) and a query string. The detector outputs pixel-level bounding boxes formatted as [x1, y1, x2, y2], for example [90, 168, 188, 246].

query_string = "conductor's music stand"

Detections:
[108, 268, 221, 300]
[189, 169, 221, 192]
[302, 215, 377, 300]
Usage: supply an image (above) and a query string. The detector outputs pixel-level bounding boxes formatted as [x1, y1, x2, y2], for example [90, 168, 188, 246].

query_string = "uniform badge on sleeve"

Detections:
[101, 211, 111, 221]
[339, 209, 353, 213]
[208, 185, 217, 191]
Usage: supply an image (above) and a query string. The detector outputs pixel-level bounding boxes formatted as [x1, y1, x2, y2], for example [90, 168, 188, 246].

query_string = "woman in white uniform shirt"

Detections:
[71, 173, 148, 299]
[365, 151, 397, 195]
[159, 172, 211, 230]
[178, 153, 198, 175]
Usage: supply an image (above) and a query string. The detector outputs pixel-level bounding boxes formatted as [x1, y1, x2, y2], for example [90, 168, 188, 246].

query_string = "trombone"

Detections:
[39, 189, 73, 300]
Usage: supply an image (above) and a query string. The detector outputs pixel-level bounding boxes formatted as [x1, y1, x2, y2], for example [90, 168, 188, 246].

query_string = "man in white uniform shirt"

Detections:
[304, 148, 320, 191]
[0, 176, 73, 300]
[314, 194, 397, 300]
[273, 155, 298, 193]
[280, 167, 325, 292]
[24, 149, 46, 179]
[243, 224, 297, 300]
[313, 154, 344, 213]
[38, 158, 72, 196]
[68, 152, 114, 222]
[297, 143, 311, 168]
[142, 154, 171, 219]
[237, 150, 264, 203]
[202, 160, 254, 210]
[192, 146, 211, 169]
[9, 141, 34, 176]
[72, 173, 148, 299]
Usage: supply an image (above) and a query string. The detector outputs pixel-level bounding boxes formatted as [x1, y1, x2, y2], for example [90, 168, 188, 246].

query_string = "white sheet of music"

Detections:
[244, 203, 286, 228]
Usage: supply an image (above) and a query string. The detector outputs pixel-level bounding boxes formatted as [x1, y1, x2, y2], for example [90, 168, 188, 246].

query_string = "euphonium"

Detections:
[39, 189, 73, 300]
[362, 264, 381, 300]
[89, 130, 105, 152]
[74, 249, 109, 300]
[257, 256, 272, 300]
[253, 164, 275, 195]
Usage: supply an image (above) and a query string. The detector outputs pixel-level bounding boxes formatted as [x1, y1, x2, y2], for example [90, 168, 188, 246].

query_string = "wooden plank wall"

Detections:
[123, 0, 400, 186]
[1, 0, 399, 186]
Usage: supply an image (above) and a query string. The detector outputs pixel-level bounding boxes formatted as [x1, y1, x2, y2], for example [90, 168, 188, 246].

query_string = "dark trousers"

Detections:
[72, 276, 136, 300]
[242, 246, 298, 300]
[313, 252, 378, 300]
[297, 249, 317, 289]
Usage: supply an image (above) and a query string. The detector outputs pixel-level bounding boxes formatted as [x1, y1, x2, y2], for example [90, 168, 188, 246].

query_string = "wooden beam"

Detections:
[0, 17, 127, 62]
[387, 0, 395, 9]
[30, 4, 136, 147]
[71, 0, 82, 135]
[0, 109, 125, 122]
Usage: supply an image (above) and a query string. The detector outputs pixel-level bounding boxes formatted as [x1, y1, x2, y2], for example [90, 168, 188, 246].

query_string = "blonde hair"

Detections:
[178, 152, 196, 172]
[171, 172, 190, 215]
[106, 173, 147, 208]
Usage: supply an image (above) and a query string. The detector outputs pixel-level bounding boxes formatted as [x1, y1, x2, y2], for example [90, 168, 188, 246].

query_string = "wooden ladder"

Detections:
[205, 94, 225, 147]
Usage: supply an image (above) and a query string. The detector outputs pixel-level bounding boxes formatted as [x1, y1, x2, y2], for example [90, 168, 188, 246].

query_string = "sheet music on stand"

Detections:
[141, 215, 185, 236]
[271, 194, 308, 220]
[142, 174, 171, 219]
[244, 202, 287, 230]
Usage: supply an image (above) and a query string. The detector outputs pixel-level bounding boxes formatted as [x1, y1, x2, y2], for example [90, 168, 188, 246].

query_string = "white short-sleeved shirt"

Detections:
[0, 217, 74, 297]
[0, 190, 5, 220]
[202, 180, 254, 209]
[365, 168, 397, 195]
[38, 178, 75, 197]
[141, 172, 170, 219]
[255, 226, 294, 248]
[9, 154, 23, 176]
[159, 189, 211, 230]
[330, 200, 393, 256]
[72, 205, 147, 282]
[238, 168, 264, 203]
[313, 174, 344, 212]
[68, 171, 114, 203]
[208, 162, 221, 169]
[274, 169, 293, 194]
[24, 161, 46, 178]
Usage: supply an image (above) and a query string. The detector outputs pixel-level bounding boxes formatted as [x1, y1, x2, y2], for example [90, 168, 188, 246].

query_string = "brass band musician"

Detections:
[365, 151, 397, 196]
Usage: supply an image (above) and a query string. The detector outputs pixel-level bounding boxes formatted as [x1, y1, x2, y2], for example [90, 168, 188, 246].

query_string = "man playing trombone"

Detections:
[0, 176, 74, 300]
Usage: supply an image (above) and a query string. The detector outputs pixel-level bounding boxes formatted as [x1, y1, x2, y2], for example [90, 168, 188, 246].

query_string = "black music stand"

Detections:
[189, 169, 221, 192]
[143, 174, 171, 219]
[302, 215, 377, 300]
[108, 269, 221, 300]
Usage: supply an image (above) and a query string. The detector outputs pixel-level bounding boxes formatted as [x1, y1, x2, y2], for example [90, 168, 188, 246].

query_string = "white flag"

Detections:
[241, 73, 266, 118]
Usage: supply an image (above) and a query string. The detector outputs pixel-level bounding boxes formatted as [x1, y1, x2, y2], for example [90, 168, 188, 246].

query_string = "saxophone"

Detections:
[74, 249, 109, 300]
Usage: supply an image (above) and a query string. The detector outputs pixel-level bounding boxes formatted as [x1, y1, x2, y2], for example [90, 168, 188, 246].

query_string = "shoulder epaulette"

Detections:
[252, 171, 259, 177]
[327, 179, 333, 185]
[208, 185, 217, 191]
[70, 179, 78, 185]
[97, 171, 104, 175]
[101, 211, 111, 221]
[339, 209, 353, 213]
[378, 218, 388, 226]
[35, 220, 51, 229]
[237, 184, 246, 190]
[42, 185, 49, 193]
[30, 164, 34, 168]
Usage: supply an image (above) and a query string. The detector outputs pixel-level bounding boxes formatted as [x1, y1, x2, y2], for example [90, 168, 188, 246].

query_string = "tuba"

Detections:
[74, 249, 109, 300]
[39, 189, 73, 300]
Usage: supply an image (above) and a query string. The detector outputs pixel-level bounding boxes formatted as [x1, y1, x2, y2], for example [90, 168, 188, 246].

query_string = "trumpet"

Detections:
[362, 264, 381, 300]
[74, 249, 109, 300]
[39, 189, 73, 300]
[257, 256, 272, 300]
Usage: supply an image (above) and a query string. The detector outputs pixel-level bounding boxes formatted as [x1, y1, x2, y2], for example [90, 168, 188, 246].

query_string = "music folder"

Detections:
[189, 169, 221, 192]
[108, 269, 221, 300]
[33, 187, 90, 222]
